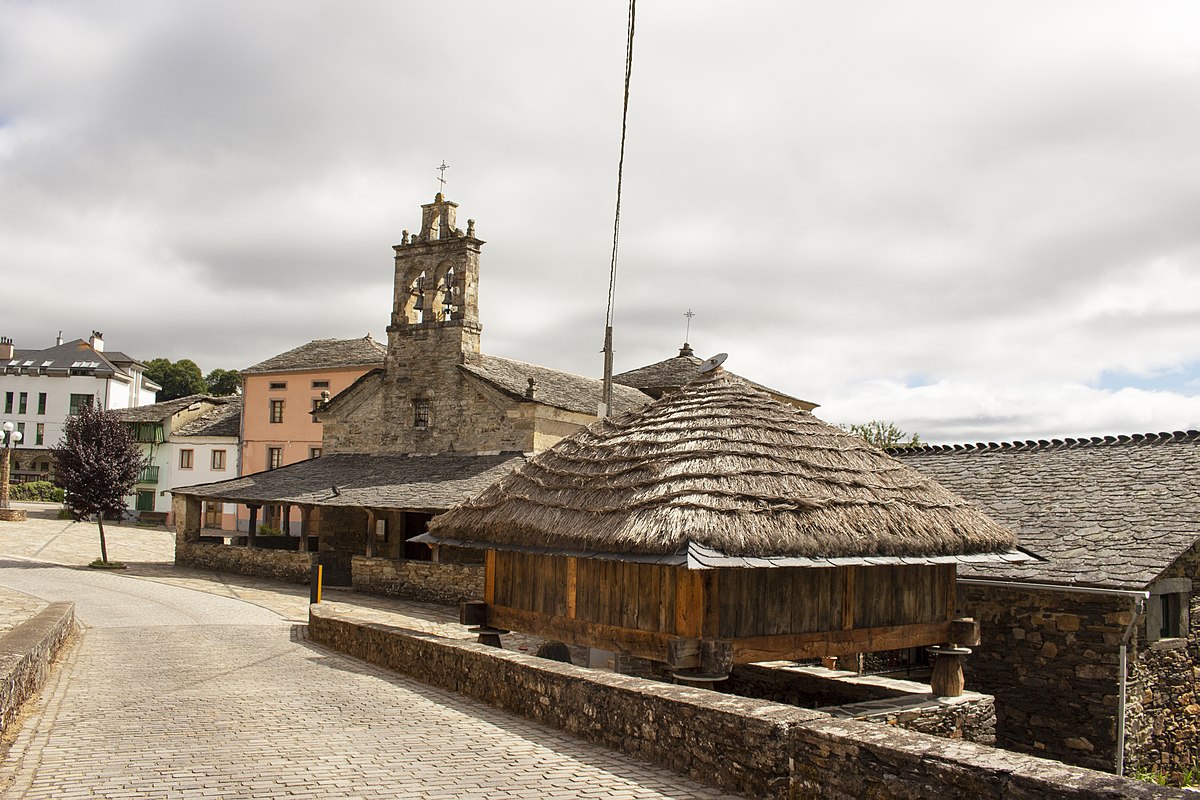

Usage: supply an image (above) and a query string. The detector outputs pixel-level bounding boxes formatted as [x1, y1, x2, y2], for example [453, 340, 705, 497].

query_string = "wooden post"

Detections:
[566, 557, 578, 620]
[281, 503, 292, 538]
[484, 549, 496, 604]
[246, 505, 259, 548]
[842, 565, 857, 630]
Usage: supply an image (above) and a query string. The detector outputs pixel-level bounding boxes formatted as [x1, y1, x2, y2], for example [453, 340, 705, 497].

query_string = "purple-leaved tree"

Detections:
[52, 405, 147, 564]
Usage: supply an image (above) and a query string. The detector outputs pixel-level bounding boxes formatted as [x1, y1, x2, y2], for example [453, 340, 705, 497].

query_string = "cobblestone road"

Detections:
[0, 511, 736, 799]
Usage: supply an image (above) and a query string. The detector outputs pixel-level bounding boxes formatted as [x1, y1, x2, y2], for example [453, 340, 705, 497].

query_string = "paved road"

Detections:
[0, 558, 734, 799]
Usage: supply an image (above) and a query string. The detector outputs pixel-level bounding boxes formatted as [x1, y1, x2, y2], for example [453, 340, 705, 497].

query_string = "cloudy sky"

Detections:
[3, 1, 1198, 442]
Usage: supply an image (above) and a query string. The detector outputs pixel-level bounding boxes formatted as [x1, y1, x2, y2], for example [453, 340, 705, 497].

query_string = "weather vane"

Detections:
[437, 160, 449, 193]
[684, 309, 695, 341]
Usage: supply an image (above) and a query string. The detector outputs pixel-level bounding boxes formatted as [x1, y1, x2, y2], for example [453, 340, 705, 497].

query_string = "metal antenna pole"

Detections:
[437, 161, 449, 194]
[684, 309, 694, 343]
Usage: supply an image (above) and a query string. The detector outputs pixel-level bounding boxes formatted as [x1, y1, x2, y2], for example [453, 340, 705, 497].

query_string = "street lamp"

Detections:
[0, 421, 26, 521]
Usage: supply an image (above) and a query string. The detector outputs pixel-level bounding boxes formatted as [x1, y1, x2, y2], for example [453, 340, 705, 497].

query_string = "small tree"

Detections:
[52, 405, 147, 564]
[843, 420, 922, 449]
[204, 368, 242, 396]
[145, 357, 207, 401]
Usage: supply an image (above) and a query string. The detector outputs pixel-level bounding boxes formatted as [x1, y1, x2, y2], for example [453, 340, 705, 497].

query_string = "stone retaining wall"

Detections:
[0, 602, 75, 735]
[351, 556, 483, 606]
[308, 607, 1182, 799]
[176, 541, 314, 584]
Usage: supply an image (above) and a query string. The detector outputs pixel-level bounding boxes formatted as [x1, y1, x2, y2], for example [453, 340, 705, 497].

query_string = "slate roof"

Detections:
[891, 430, 1200, 590]
[109, 395, 226, 423]
[8, 339, 122, 377]
[243, 335, 386, 375]
[613, 345, 817, 410]
[171, 451, 528, 512]
[175, 396, 243, 438]
[462, 354, 650, 416]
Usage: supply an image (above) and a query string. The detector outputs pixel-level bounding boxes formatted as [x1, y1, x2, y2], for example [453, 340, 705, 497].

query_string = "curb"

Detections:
[0, 602, 75, 735]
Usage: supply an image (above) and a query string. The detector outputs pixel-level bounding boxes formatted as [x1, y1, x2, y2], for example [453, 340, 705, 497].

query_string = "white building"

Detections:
[0, 332, 160, 481]
[110, 395, 242, 526]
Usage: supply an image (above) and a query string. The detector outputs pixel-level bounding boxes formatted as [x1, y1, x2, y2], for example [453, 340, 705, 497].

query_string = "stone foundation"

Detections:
[176, 541, 314, 584]
[0, 509, 27, 522]
[0, 602, 75, 734]
[351, 556, 483, 606]
[308, 607, 1183, 799]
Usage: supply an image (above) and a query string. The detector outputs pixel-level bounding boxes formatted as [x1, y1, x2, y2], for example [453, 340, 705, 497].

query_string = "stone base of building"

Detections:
[0, 509, 27, 522]
[351, 556, 483, 606]
[175, 541, 314, 584]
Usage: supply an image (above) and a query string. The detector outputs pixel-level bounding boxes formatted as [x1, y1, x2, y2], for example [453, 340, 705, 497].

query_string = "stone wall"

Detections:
[176, 541, 314, 584]
[307, 607, 1181, 799]
[958, 584, 1127, 772]
[1126, 546, 1200, 780]
[351, 556, 483, 606]
[724, 663, 995, 744]
[0, 602, 75, 735]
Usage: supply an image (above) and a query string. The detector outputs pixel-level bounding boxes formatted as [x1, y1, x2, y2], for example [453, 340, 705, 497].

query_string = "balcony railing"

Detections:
[137, 465, 160, 484]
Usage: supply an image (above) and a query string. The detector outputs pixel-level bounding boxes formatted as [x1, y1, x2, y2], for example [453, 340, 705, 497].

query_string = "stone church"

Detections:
[171, 192, 742, 595]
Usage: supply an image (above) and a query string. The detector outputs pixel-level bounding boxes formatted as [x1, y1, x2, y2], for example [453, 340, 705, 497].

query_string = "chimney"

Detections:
[89, 331, 105, 352]
[0, 337, 12, 361]
[56, 331, 63, 346]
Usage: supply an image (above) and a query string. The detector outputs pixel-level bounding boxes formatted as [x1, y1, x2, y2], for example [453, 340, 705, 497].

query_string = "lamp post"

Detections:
[0, 421, 27, 522]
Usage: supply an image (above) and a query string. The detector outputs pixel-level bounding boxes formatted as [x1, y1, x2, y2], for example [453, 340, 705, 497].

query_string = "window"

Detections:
[413, 398, 430, 429]
[17, 392, 27, 414]
[311, 397, 323, 413]
[269, 381, 287, 390]
[269, 399, 284, 424]
[16, 422, 24, 440]
[3, 392, 10, 414]
[179, 449, 194, 469]
[267, 447, 282, 470]
[211, 449, 226, 470]
[309, 447, 322, 459]
[1147, 578, 1191, 646]
[311, 380, 329, 389]
[37, 393, 46, 414]
[35, 423, 44, 446]
[69, 394, 93, 416]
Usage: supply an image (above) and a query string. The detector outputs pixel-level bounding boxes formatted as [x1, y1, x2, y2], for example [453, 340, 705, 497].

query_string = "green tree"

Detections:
[52, 405, 148, 564]
[205, 368, 242, 396]
[144, 357, 207, 400]
[843, 420, 922, 450]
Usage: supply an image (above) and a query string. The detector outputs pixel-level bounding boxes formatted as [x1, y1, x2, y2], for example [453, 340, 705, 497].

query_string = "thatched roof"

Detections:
[424, 367, 1022, 563]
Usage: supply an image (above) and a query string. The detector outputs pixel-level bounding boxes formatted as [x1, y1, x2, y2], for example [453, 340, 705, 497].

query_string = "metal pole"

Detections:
[1115, 596, 1145, 776]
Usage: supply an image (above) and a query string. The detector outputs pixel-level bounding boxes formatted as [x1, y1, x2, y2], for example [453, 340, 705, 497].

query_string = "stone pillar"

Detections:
[298, 506, 310, 553]
[174, 495, 202, 545]
[247, 505, 259, 548]
[365, 509, 376, 558]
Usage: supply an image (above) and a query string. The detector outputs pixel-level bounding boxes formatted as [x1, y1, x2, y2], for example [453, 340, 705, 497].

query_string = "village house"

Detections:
[894, 430, 1200, 779]
[0, 332, 159, 481]
[110, 395, 242, 526]
[236, 335, 386, 533]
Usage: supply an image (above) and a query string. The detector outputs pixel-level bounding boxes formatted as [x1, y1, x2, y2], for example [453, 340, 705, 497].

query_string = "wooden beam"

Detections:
[487, 605, 677, 663]
[674, 569, 703, 638]
[566, 557, 578, 620]
[949, 617, 981, 647]
[842, 565, 856, 631]
[731, 620, 960, 664]
[484, 550, 496, 604]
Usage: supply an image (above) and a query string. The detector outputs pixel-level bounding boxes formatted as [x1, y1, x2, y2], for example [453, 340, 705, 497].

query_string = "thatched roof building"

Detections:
[422, 363, 1027, 682]
[425, 366, 1022, 566]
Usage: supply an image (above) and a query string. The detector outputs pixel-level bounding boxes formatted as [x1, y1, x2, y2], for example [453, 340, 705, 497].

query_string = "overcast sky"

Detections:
[2, 1, 1198, 442]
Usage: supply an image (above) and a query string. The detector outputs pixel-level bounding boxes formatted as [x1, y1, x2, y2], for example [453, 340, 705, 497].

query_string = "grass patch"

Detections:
[88, 559, 127, 570]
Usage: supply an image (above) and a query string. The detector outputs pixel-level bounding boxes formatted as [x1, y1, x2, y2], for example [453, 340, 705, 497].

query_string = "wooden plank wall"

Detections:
[575, 559, 678, 633]
[716, 567, 843, 638]
[852, 564, 951, 628]
[492, 551, 569, 618]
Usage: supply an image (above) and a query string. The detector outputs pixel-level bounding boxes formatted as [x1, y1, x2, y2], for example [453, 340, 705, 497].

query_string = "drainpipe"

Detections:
[1116, 596, 1146, 777]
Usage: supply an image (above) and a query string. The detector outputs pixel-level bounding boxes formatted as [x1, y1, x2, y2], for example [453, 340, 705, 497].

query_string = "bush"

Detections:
[257, 524, 283, 536]
[10, 481, 65, 503]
